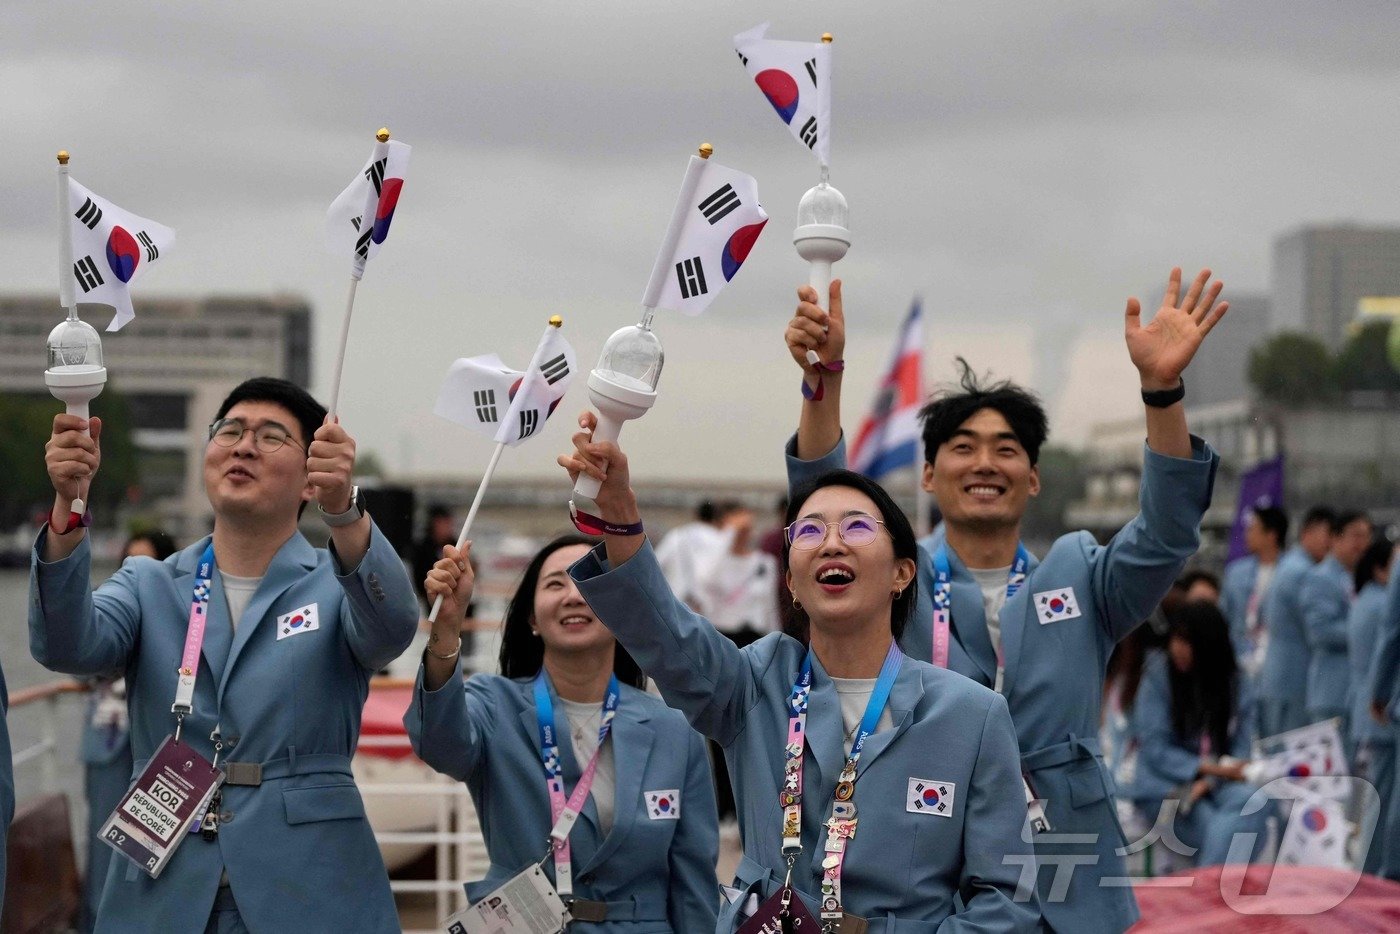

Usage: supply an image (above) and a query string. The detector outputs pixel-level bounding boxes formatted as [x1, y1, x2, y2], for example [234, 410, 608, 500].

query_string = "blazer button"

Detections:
[224, 736, 239, 748]
[219, 812, 234, 823]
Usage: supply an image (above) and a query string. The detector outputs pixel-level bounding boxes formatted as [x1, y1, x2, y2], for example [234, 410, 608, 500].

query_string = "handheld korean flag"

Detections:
[428, 317, 576, 622]
[641, 145, 768, 317]
[323, 127, 412, 415]
[734, 23, 833, 168]
[61, 168, 175, 332]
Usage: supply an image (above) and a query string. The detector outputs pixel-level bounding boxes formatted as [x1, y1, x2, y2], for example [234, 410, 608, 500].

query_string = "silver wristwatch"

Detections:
[318, 485, 366, 527]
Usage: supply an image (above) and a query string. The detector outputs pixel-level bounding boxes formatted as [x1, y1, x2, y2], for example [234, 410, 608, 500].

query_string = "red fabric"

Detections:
[1132, 866, 1400, 931]
[359, 687, 416, 761]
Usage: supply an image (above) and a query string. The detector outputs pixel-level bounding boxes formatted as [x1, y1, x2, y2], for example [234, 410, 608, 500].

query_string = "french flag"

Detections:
[849, 301, 924, 480]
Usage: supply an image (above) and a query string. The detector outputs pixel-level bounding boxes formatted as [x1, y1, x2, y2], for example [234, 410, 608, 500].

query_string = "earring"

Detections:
[792, 596, 801, 609]
[530, 629, 541, 638]
[892, 588, 903, 599]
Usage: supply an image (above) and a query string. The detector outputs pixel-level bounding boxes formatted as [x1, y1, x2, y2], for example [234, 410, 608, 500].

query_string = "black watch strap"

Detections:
[1141, 379, 1185, 408]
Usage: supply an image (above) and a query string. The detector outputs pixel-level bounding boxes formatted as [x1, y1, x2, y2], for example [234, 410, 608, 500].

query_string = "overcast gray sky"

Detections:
[7, 2, 1400, 484]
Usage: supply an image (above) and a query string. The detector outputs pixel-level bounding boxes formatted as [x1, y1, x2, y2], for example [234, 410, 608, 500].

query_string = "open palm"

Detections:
[1125, 267, 1228, 389]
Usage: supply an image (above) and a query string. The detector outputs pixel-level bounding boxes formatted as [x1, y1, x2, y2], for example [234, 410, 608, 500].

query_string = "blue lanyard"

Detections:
[532, 671, 621, 896]
[931, 542, 1030, 608]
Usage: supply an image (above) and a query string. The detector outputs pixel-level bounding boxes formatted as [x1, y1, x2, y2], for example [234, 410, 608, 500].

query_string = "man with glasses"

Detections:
[30, 377, 417, 933]
[784, 270, 1223, 933]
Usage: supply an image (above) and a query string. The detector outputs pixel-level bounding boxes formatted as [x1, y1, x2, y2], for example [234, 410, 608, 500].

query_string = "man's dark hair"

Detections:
[214, 377, 326, 450]
[1332, 510, 1370, 535]
[782, 469, 918, 642]
[696, 500, 718, 524]
[1250, 506, 1288, 549]
[213, 377, 327, 518]
[1354, 538, 1395, 594]
[919, 358, 1049, 466]
[1301, 505, 1337, 532]
[498, 534, 646, 689]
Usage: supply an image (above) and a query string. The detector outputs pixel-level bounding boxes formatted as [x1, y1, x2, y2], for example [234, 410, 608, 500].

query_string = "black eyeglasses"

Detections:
[207, 418, 303, 453]
[785, 514, 888, 550]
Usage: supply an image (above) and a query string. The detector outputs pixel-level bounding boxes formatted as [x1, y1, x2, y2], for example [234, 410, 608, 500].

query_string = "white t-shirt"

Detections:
[830, 677, 896, 754]
[220, 572, 263, 632]
[654, 522, 726, 607]
[560, 697, 616, 835]
[968, 564, 1013, 656]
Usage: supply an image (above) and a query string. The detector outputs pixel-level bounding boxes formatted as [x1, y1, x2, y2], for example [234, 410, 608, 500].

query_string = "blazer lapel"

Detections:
[804, 657, 847, 792]
[944, 549, 996, 684]
[853, 662, 924, 779]
[580, 703, 654, 875]
[998, 550, 1040, 697]
[217, 533, 318, 699]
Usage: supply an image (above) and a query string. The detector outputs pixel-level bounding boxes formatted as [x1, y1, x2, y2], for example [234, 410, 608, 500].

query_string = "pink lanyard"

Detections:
[930, 544, 1029, 684]
[533, 673, 619, 897]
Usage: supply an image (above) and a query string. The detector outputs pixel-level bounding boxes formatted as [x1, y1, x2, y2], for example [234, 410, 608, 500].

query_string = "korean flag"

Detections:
[65, 177, 175, 332]
[277, 603, 320, 641]
[1034, 588, 1082, 625]
[645, 789, 681, 820]
[906, 778, 955, 817]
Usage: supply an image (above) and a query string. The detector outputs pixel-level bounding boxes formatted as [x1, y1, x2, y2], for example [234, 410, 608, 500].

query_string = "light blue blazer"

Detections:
[404, 664, 718, 932]
[29, 524, 418, 934]
[1301, 555, 1353, 715]
[1349, 583, 1392, 745]
[788, 433, 1217, 934]
[1370, 572, 1400, 721]
[571, 541, 1041, 934]
[1122, 654, 1254, 804]
[1220, 556, 1258, 661]
[1260, 547, 1317, 703]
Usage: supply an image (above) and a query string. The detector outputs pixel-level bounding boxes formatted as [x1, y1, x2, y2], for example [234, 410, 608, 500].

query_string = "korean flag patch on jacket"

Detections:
[277, 603, 320, 640]
[1033, 587, 1081, 624]
[645, 789, 681, 820]
[907, 778, 955, 817]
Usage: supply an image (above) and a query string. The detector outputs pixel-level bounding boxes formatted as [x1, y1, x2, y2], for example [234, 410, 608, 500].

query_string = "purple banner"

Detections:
[1227, 456, 1285, 562]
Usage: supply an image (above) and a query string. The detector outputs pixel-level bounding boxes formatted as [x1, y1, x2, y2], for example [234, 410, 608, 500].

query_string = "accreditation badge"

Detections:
[442, 864, 568, 934]
[98, 734, 223, 879]
[737, 888, 819, 934]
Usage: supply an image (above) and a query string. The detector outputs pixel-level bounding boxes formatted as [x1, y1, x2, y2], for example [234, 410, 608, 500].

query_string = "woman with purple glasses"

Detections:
[560, 413, 1039, 933]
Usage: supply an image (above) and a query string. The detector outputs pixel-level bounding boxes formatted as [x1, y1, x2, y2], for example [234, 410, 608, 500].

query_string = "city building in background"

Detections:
[0, 294, 311, 540]
[1272, 224, 1400, 349]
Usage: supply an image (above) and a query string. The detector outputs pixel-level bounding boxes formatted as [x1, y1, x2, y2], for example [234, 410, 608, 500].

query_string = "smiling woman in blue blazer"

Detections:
[560, 419, 1039, 933]
[404, 533, 718, 933]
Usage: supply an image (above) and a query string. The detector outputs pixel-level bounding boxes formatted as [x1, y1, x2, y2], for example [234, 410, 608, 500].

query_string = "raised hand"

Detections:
[557, 410, 636, 519]
[425, 543, 475, 622]
[786, 279, 846, 371]
[1125, 267, 1228, 390]
[307, 414, 357, 514]
[45, 413, 103, 507]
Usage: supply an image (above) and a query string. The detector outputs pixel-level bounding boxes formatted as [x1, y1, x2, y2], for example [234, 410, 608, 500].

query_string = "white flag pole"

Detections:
[639, 144, 712, 309]
[327, 127, 391, 417]
[56, 152, 76, 314]
[427, 440, 506, 624]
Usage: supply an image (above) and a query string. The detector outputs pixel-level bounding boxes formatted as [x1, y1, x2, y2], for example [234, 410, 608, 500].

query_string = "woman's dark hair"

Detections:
[782, 469, 919, 643]
[498, 533, 646, 689]
[123, 529, 177, 561]
[1355, 538, 1395, 593]
[919, 358, 1049, 467]
[1104, 623, 1151, 716]
[1166, 600, 1238, 756]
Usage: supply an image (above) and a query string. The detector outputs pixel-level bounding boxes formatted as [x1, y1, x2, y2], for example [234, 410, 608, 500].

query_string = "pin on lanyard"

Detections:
[930, 543, 1029, 690]
[533, 672, 619, 898]
[780, 643, 902, 930]
[172, 543, 216, 741]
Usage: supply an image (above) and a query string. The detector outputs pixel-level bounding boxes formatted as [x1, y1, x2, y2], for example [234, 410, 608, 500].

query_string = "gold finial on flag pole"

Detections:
[821, 33, 833, 43]
[698, 143, 713, 159]
[549, 315, 563, 328]
[376, 127, 390, 142]
[57, 151, 70, 165]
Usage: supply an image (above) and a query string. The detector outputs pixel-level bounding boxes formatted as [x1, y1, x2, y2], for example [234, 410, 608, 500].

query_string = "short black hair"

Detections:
[1301, 505, 1337, 532]
[1250, 506, 1288, 548]
[696, 500, 718, 524]
[124, 529, 177, 561]
[214, 377, 326, 452]
[783, 469, 919, 642]
[498, 534, 646, 689]
[919, 358, 1049, 466]
[1333, 510, 1371, 535]
[1354, 538, 1395, 593]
